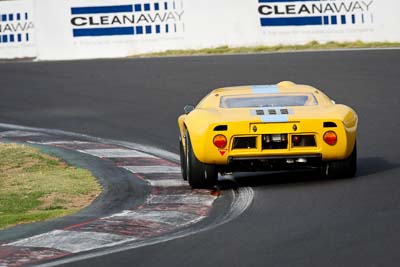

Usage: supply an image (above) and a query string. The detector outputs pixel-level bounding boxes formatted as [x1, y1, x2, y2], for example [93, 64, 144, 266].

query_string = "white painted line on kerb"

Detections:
[148, 179, 188, 187]
[6, 230, 136, 253]
[123, 166, 181, 174]
[0, 130, 45, 137]
[106, 210, 204, 226]
[78, 148, 156, 158]
[147, 194, 216, 206]
[28, 141, 93, 145]
[0, 122, 180, 162]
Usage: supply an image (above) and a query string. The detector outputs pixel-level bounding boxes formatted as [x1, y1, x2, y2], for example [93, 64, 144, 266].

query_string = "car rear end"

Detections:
[198, 92, 356, 172]
[214, 117, 352, 172]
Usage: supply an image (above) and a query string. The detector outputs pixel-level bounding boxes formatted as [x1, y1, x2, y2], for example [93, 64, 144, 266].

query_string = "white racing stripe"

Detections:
[78, 148, 156, 158]
[123, 166, 181, 174]
[106, 210, 203, 226]
[7, 230, 135, 253]
[148, 194, 216, 206]
[148, 179, 188, 187]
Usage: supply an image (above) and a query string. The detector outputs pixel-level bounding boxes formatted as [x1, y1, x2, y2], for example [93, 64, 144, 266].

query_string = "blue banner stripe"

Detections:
[259, 0, 318, 2]
[71, 5, 133, 15]
[251, 85, 279, 94]
[73, 27, 134, 37]
[331, 15, 337, 25]
[261, 16, 322, 26]
[341, 15, 346, 24]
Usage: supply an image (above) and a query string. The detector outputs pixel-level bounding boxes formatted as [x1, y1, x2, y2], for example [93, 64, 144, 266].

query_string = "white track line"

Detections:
[0, 130, 45, 137]
[0, 122, 179, 162]
[106, 210, 203, 226]
[28, 141, 93, 145]
[78, 148, 156, 158]
[148, 179, 188, 187]
[147, 194, 216, 206]
[123, 166, 181, 174]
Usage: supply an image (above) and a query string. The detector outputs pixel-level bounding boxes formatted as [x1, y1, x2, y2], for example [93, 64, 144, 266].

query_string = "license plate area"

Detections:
[250, 122, 301, 134]
[262, 134, 288, 149]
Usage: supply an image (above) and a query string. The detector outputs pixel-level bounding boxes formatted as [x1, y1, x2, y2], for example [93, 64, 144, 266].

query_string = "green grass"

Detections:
[134, 41, 400, 58]
[0, 143, 101, 229]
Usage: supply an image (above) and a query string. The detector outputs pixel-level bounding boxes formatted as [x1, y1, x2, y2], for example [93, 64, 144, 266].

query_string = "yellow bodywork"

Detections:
[178, 81, 358, 165]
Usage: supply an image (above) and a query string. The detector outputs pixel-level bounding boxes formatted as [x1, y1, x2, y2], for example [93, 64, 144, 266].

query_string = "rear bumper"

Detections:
[222, 154, 322, 172]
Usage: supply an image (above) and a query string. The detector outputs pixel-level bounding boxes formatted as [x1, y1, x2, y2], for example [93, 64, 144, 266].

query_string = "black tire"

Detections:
[324, 142, 357, 179]
[179, 136, 187, 181]
[185, 132, 218, 189]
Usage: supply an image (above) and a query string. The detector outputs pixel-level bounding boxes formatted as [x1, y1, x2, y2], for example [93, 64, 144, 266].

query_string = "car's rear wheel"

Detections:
[179, 136, 187, 181]
[324, 142, 357, 178]
[185, 132, 218, 189]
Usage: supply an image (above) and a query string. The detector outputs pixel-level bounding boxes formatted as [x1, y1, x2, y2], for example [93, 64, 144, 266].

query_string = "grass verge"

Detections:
[135, 41, 400, 57]
[0, 143, 101, 230]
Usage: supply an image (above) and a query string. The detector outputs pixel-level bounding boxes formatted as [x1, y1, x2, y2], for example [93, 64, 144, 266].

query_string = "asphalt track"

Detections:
[1, 49, 400, 266]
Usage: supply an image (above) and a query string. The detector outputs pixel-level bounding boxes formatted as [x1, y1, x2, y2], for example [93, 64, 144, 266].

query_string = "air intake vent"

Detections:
[232, 137, 257, 149]
[280, 109, 289, 114]
[214, 125, 228, 131]
[323, 122, 337, 128]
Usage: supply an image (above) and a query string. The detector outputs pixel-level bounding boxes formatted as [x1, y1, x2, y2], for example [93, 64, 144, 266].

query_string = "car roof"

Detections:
[211, 81, 319, 96]
[196, 81, 333, 109]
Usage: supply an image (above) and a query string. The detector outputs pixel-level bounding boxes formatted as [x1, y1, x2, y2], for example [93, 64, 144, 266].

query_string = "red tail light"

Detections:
[213, 135, 227, 148]
[292, 135, 302, 144]
[323, 131, 337, 145]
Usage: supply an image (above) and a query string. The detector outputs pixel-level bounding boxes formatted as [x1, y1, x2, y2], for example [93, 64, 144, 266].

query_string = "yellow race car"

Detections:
[178, 81, 358, 189]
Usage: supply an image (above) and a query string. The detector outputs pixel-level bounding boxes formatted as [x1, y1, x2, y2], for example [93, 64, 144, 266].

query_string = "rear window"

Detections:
[220, 93, 318, 108]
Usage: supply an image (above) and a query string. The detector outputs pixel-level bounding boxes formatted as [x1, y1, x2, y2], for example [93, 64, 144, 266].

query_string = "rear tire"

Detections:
[179, 136, 187, 181]
[185, 132, 218, 189]
[325, 142, 357, 179]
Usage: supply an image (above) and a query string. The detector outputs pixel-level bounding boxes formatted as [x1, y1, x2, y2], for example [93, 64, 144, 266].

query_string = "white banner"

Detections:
[1, 0, 400, 60]
[34, 0, 189, 60]
[0, 0, 35, 59]
[254, 0, 400, 45]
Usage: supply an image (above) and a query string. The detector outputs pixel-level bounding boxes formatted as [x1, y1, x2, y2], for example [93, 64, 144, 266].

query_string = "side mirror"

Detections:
[184, 105, 195, 114]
